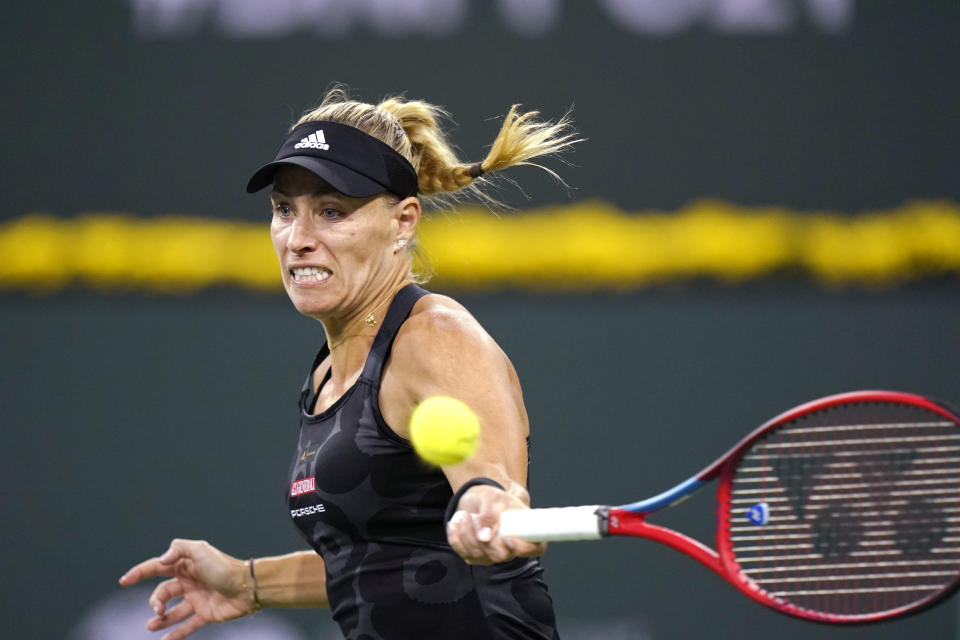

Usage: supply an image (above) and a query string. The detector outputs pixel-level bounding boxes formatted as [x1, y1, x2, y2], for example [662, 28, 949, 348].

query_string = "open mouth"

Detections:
[290, 266, 332, 284]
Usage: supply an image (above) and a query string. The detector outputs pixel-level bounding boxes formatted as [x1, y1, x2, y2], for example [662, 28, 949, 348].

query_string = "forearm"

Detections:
[253, 550, 329, 608]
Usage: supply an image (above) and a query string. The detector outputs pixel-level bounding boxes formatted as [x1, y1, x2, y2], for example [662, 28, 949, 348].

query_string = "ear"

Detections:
[394, 196, 422, 245]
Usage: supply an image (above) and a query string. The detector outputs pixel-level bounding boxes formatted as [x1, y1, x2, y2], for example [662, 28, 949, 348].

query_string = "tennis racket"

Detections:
[499, 390, 960, 624]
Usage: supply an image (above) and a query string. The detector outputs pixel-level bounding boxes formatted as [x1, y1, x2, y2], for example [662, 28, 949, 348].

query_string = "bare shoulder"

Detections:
[380, 293, 528, 438]
[395, 293, 498, 358]
[387, 293, 518, 398]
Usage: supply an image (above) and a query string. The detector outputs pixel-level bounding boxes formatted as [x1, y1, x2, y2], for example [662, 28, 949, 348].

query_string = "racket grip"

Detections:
[498, 506, 605, 542]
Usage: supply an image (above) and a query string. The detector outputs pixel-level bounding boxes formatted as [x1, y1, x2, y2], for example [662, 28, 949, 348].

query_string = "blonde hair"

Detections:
[295, 86, 581, 280]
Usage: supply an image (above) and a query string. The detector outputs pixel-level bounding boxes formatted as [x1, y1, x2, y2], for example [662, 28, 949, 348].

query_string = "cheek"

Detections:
[338, 226, 380, 261]
[271, 223, 288, 255]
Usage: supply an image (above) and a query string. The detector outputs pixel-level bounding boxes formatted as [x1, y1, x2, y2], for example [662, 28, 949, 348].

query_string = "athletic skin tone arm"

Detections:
[119, 543, 329, 639]
[380, 293, 547, 566]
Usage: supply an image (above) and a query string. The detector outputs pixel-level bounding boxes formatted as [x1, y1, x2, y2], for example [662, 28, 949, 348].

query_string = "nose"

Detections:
[287, 214, 318, 254]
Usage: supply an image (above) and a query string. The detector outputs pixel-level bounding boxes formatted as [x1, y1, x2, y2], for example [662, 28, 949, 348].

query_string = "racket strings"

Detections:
[725, 402, 960, 618]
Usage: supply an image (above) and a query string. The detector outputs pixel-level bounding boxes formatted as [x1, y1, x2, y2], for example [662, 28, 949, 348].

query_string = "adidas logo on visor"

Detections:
[294, 129, 330, 151]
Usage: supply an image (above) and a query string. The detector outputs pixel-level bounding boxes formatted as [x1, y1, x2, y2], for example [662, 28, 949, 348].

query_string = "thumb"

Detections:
[159, 539, 193, 565]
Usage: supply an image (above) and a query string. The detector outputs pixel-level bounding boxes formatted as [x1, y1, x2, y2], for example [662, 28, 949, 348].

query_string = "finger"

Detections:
[474, 512, 496, 543]
[461, 512, 489, 562]
[147, 600, 193, 631]
[120, 557, 175, 586]
[120, 539, 195, 586]
[162, 612, 206, 640]
[447, 511, 487, 564]
[446, 511, 469, 556]
[479, 534, 516, 564]
[470, 513, 509, 562]
[502, 537, 547, 558]
[159, 539, 196, 565]
[464, 512, 497, 565]
[149, 578, 184, 615]
[473, 511, 529, 564]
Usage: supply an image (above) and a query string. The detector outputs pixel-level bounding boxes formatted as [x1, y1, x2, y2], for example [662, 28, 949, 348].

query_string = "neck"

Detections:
[321, 277, 412, 374]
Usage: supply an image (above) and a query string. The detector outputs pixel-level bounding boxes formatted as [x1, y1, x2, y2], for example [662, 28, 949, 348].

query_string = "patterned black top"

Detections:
[287, 284, 559, 639]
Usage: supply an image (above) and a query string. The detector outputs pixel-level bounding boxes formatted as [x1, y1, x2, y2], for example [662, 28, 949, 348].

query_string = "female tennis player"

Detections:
[119, 87, 577, 640]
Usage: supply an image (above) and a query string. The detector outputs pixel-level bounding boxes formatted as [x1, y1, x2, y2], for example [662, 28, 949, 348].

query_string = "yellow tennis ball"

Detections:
[410, 396, 480, 466]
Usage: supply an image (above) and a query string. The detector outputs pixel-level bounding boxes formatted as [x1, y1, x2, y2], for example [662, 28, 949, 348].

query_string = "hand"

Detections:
[118, 539, 256, 640]
[446, 485, 547, 565]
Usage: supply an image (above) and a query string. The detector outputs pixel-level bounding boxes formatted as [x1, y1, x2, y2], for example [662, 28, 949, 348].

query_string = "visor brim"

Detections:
[245, 156, 388, 197]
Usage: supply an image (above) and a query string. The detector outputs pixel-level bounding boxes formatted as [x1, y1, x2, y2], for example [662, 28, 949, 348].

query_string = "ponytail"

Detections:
[297, 87, 580, 208]
[380, 100, 578, 208]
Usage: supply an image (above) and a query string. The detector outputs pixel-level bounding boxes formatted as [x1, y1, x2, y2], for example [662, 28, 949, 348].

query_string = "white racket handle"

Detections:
[498, 506, 605, 542]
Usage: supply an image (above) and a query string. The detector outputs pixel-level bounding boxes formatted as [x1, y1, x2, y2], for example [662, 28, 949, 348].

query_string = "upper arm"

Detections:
[379, 297, 531, 494]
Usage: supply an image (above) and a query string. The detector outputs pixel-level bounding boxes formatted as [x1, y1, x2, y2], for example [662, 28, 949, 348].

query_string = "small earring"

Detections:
[397, 239, 407, 248]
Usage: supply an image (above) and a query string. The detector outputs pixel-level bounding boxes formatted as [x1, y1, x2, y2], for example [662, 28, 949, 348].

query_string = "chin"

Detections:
[286, 288, 335, 318]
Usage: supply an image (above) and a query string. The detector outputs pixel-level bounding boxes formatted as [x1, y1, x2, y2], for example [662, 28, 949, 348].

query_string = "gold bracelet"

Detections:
[243, 558, 262, 613]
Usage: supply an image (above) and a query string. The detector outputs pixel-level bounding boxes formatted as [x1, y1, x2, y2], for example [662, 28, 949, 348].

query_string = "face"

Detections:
[269, 165, 418, 320]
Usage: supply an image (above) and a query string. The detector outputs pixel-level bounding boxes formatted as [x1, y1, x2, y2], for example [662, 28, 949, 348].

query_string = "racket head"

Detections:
[715, 391, 960, 623]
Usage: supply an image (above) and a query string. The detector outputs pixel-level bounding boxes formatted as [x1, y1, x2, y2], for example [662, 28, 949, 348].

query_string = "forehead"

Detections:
[270, 165, 337, 197]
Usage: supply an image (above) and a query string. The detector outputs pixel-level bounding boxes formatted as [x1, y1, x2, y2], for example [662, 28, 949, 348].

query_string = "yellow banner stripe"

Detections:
[0, 214, 279, 293]
[1, 200, 958, 293]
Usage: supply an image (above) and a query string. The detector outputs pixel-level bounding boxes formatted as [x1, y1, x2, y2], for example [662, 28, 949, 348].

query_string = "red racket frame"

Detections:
[604, 391, 960, 624]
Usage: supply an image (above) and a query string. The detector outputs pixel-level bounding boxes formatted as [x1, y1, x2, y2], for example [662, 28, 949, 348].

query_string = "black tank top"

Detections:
[287, 284, 559, 639]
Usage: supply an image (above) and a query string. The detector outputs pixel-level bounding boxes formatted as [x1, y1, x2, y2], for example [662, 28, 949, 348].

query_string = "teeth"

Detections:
[292, 266, 331, 282]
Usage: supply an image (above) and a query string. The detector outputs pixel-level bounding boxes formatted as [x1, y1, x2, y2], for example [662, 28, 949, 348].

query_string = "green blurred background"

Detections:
[2, 2, 958, 638]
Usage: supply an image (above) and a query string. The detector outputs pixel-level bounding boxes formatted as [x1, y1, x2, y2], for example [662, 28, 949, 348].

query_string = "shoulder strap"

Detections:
[360, 283, 430, 385]
[299, 343, 330, 409]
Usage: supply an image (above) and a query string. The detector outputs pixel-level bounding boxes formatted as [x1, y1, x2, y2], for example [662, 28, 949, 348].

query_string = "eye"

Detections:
[320, 207, 343, 221]
[273, 203, 293, 219]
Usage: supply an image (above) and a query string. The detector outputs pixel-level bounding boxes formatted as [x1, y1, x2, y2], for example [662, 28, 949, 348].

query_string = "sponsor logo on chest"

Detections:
[290, 476, 317, 497]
